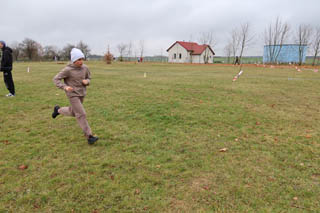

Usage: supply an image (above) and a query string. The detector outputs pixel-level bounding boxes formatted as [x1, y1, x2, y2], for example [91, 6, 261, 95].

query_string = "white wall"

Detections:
[168, 43, 190, 63]
[192, 55, 201, 63]
[198, 47, 214, 64]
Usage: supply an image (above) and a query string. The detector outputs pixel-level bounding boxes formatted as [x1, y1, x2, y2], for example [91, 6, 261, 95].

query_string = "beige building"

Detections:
[167, 41, 215, 64]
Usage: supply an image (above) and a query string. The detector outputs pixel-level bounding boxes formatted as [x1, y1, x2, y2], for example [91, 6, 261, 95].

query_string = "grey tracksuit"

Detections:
[53, 63, 92, 138]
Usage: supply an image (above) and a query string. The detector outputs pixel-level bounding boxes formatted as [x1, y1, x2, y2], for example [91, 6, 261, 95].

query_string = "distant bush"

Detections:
[104, 51, 113, 64]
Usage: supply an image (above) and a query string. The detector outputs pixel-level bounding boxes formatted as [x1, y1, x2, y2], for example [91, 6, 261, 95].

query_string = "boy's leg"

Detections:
[3, 71, 15, 95]
[58, 106, 75, 116]
[66, 96, 92, 138]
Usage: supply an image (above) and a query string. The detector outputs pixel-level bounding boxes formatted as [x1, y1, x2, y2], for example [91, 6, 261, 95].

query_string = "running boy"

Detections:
[52, 48, 98, 144]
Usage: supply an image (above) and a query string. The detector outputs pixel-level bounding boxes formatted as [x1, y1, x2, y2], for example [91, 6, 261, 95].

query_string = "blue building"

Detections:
[263, 44, 308, 64]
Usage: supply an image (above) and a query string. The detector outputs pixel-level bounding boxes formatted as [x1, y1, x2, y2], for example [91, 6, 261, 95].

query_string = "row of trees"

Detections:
[223, 17, 320, 65]
[116, 40, 145, 62]
[10, 39, 91, 61]
[187, 25, 252, 64]
[10, 38, 146, 63]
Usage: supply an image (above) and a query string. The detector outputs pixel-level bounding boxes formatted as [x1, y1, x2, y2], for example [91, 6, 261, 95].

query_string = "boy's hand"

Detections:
[64, 86, 74, 92]
[82, 79, 89, 85]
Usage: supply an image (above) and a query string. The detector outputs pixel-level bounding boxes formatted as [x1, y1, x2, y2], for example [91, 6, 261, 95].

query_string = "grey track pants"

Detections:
[58, 96, 92, 138]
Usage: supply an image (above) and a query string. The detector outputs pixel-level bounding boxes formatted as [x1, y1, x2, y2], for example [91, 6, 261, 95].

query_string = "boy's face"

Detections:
[0, 43, 3, 49]
[74, 58, 84, 67]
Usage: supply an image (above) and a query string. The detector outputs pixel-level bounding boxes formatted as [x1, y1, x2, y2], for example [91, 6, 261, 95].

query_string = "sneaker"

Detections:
[5, 93, 15, 97]
[52, 105, 60, 119]
[88, 135, 99, 145]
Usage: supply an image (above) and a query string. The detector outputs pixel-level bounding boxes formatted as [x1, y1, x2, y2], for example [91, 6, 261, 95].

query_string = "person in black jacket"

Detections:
[0, 40, 15, 97]
[234, 56, 240, 65]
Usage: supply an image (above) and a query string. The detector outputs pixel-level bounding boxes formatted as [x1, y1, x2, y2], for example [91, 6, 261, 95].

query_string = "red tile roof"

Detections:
[167, 41, 215, 55]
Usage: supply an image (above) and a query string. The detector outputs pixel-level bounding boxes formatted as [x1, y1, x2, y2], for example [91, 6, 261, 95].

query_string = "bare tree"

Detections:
[160, 48, 164, 63]
[126, 41, 133, 61]
[199, 32, 217, 46]
[224, 43, 232, 63]
[139, 40, 145, 61]
[76, 41, 90, 60]
[311, 27, 320, 66]
[188, 34, 195, 63]
[198, 32, 216, 64]
[36, 43, 44, 60]
[117, 43, 127, 62]
[43, 45, 59, 60]
[230, 29, 240, 63]
[238, 23, 254, 64]
[10, 41, 23, 61]
[295, 24, 313, 65]
[61, 44, 75, 61]
[20, 38, 40, 61]
[134, 49, 138, 62]
[264, 17, 290, 64]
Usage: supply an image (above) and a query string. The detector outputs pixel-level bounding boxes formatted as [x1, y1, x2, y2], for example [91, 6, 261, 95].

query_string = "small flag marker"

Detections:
[232, 70, 243, 82]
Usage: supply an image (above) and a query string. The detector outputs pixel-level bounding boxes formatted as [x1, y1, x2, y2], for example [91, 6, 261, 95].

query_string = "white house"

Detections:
[167, 41, 215, 64]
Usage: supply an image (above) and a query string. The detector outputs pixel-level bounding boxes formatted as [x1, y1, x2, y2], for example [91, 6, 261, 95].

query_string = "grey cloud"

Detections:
[1, 0, 319, 56]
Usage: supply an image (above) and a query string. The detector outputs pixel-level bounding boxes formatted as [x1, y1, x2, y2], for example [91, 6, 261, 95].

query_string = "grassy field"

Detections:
[0, 62, 319, 212]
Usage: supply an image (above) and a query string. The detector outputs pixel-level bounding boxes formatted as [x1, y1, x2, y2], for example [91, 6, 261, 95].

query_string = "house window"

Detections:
[174, 53, 176, 59]
[179, 53, 182, 59]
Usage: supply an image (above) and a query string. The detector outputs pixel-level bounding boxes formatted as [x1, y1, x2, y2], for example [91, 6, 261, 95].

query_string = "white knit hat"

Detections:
[70, 48, 85, 63]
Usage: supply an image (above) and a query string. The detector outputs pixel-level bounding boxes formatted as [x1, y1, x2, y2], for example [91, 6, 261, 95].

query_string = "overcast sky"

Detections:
[1, 0, 319, 56]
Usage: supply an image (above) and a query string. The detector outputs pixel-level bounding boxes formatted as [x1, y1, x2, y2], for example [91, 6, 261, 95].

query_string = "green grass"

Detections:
[0, 62, 319, 212]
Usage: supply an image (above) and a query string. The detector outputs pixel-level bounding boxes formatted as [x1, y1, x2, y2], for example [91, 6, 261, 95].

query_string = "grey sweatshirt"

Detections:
[53, 63, 91, 98]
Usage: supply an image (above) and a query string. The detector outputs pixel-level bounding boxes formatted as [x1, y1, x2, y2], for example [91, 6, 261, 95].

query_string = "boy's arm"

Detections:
[82, 68, 91, 85]
[53, 68, 69, 90]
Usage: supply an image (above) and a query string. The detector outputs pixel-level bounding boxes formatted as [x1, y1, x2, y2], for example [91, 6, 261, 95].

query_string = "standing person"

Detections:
[52, 48, 98, 145]
[234, 56, 240, 65]
[0, 41, 15, 97]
